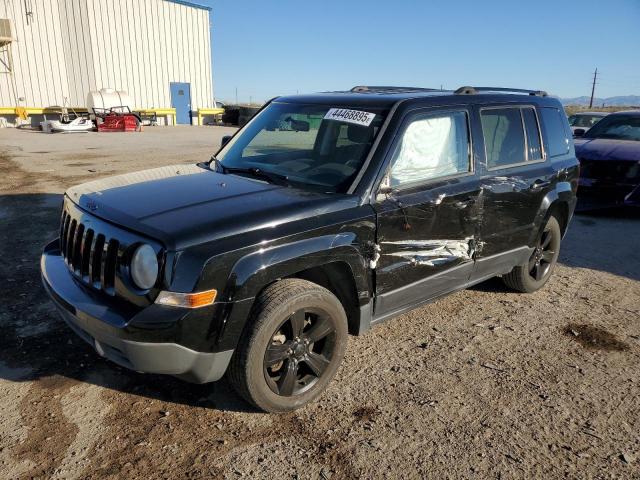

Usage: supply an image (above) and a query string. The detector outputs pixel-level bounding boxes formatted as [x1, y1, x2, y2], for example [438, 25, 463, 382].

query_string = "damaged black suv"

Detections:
[41, 86, 578, 412]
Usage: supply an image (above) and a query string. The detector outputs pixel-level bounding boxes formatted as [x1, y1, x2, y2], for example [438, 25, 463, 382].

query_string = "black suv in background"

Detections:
[41, 86, 578, 412]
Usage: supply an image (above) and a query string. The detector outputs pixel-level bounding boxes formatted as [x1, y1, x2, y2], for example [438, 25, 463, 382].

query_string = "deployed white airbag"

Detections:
[390, 113, 467, 186]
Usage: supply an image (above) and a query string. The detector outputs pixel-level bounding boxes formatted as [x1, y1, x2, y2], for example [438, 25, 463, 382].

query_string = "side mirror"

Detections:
[221, 135, 232, 147]
[573, 128, 585, 138]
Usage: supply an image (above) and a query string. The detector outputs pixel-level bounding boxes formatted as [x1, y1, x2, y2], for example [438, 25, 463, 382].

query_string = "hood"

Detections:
[574, 138, 640, 162]
[66, 164, 356, 249]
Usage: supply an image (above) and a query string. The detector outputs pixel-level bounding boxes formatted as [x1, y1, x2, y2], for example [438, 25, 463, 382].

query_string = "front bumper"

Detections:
[41, 239, 233, 383]
[577, 181, 640, 210]
[577, 158, 640, 210]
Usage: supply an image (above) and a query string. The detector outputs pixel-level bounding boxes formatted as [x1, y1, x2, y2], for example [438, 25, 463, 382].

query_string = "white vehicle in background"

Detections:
[567, 111, 608, 137]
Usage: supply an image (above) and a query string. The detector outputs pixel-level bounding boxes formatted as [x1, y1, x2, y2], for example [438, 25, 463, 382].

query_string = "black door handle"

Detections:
[530, 179, 551, 190]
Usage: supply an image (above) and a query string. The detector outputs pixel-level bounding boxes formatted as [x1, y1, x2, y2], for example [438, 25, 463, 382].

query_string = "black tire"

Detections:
[502, 216, 562, 293]
[228, 279, 348, 412]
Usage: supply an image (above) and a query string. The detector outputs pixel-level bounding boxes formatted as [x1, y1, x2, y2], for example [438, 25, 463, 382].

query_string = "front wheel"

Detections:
[228, 279, 348, 412]
[502, 215, 562, 293]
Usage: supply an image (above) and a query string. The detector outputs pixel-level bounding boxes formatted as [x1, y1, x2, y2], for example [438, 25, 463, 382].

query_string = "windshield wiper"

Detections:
[223, 166, 290, 186]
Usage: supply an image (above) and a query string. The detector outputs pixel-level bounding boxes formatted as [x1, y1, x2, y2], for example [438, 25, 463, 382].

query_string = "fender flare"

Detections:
[529, 181, 574, 245]
[226, 233, 369, 302]
[214, 233, 371, 350]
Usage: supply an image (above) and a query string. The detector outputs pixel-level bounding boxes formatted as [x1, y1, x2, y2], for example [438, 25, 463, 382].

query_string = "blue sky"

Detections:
[199, 0, 640, 103]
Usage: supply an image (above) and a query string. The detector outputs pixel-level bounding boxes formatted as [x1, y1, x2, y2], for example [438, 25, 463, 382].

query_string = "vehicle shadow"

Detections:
[560, 207, 640, 281]
[468, 277, 512, 293]
[460, 207, 638, 295]
[0, 192, 256, 413]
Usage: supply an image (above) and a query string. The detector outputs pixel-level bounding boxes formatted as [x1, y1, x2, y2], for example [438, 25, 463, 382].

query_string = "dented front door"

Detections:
[370, 107, 482, 320]
[372, 178, 480, 319]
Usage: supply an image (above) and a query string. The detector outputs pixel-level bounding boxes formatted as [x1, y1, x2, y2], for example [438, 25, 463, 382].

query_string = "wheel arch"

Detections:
[530, 181, 575, 245]
[547, 201, 570, 237]
[217, 234, 372, 350]
[285, 262, 362, 336]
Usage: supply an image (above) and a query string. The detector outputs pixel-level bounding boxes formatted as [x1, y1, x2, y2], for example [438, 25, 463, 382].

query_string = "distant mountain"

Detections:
[561, 95, 640, 106]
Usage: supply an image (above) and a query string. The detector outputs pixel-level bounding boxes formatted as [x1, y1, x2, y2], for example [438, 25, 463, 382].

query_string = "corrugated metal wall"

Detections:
[0, 0, 213, 110]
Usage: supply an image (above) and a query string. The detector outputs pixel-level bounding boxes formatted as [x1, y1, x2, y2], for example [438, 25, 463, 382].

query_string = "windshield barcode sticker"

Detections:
[324, 108, 376, 127]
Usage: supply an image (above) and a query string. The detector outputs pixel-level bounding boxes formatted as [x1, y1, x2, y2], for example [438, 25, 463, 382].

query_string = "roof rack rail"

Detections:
[454, 86, 548, 97]
[350, 85, 442, 93]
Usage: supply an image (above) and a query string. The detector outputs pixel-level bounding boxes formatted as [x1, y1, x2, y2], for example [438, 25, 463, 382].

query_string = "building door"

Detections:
[170, 82, 192, 124]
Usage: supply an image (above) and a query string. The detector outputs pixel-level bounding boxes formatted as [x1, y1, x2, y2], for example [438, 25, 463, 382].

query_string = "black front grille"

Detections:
[60, 210, 119, 295]
[579, 158, 640, 184]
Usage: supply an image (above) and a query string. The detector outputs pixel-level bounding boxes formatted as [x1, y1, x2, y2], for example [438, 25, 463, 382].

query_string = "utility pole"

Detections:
[589, 68, 598, 108]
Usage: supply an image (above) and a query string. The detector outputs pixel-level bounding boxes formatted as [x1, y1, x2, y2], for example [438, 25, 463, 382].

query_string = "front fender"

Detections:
[226, 233, 369, 302]
[214, 233, 371, 351]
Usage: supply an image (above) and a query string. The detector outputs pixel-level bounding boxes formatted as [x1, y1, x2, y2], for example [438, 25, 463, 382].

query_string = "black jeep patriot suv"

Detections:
[41, 86, 578, 412]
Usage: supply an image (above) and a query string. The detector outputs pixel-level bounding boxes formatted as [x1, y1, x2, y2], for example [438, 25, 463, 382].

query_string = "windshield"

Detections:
[217, 102, 387, 193]
[568, 114, 605, 128]
[583, 114, 640, 141]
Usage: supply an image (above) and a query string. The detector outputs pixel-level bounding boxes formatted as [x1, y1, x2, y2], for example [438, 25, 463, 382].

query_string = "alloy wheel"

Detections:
[263, 309, 336, 396]
[528, 227, 556, 281]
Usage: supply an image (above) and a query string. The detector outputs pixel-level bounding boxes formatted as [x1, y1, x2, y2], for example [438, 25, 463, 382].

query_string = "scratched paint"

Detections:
[481, 176, 530, 193]
[380, 237, 474, 267]
[433, 193, 446, 205]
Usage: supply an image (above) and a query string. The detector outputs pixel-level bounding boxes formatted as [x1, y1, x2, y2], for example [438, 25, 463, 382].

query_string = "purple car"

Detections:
[574, 110, 640, 209]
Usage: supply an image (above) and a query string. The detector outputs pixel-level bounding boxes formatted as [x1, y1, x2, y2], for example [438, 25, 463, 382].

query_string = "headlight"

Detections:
[130, 244, 158, 290]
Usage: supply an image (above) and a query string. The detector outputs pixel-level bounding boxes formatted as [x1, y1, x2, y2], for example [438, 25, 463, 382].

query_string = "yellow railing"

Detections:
[197, 107, 224, 125]
[135, 108, 177, 125]
[0, 107, 88, 115]
[1, 106, 177, 125]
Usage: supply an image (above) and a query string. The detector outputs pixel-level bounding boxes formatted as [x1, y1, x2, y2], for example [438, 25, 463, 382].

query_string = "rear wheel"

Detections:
[228, 279, 348, 412]
[502, 216, 561, 293]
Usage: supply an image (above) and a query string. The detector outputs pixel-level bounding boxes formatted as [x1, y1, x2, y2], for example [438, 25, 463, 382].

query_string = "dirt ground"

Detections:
[0, 126, 639, 479]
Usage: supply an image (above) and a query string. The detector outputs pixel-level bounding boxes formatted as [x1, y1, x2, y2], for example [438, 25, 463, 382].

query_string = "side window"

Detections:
[480, 108, 526, 169]
[389, 111, 470, 187]
[541, 107, 570, 157]
[522, 107, 543, 160]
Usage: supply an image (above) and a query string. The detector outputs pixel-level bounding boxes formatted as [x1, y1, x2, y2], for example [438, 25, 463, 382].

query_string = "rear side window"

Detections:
[389, 111, 471, 187]
[522, 107, 543, 160]
[480, 108, 526, 168]
[541, 107, 570, 157]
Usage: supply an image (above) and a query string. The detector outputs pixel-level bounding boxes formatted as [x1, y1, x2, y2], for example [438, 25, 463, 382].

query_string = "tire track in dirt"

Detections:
[51, 379, 111, 480]
[79, 379, 361, 479]
[0, 363, 37, 479]
[11, 377, 79, 480]
[0, 151, 98, 479]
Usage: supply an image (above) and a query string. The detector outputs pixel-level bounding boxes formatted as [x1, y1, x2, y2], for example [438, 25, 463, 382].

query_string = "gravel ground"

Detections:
[0, 127, 639, 479]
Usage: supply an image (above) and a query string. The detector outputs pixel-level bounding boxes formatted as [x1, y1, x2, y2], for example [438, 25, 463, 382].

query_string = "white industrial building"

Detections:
[0, 0, 216, 126]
